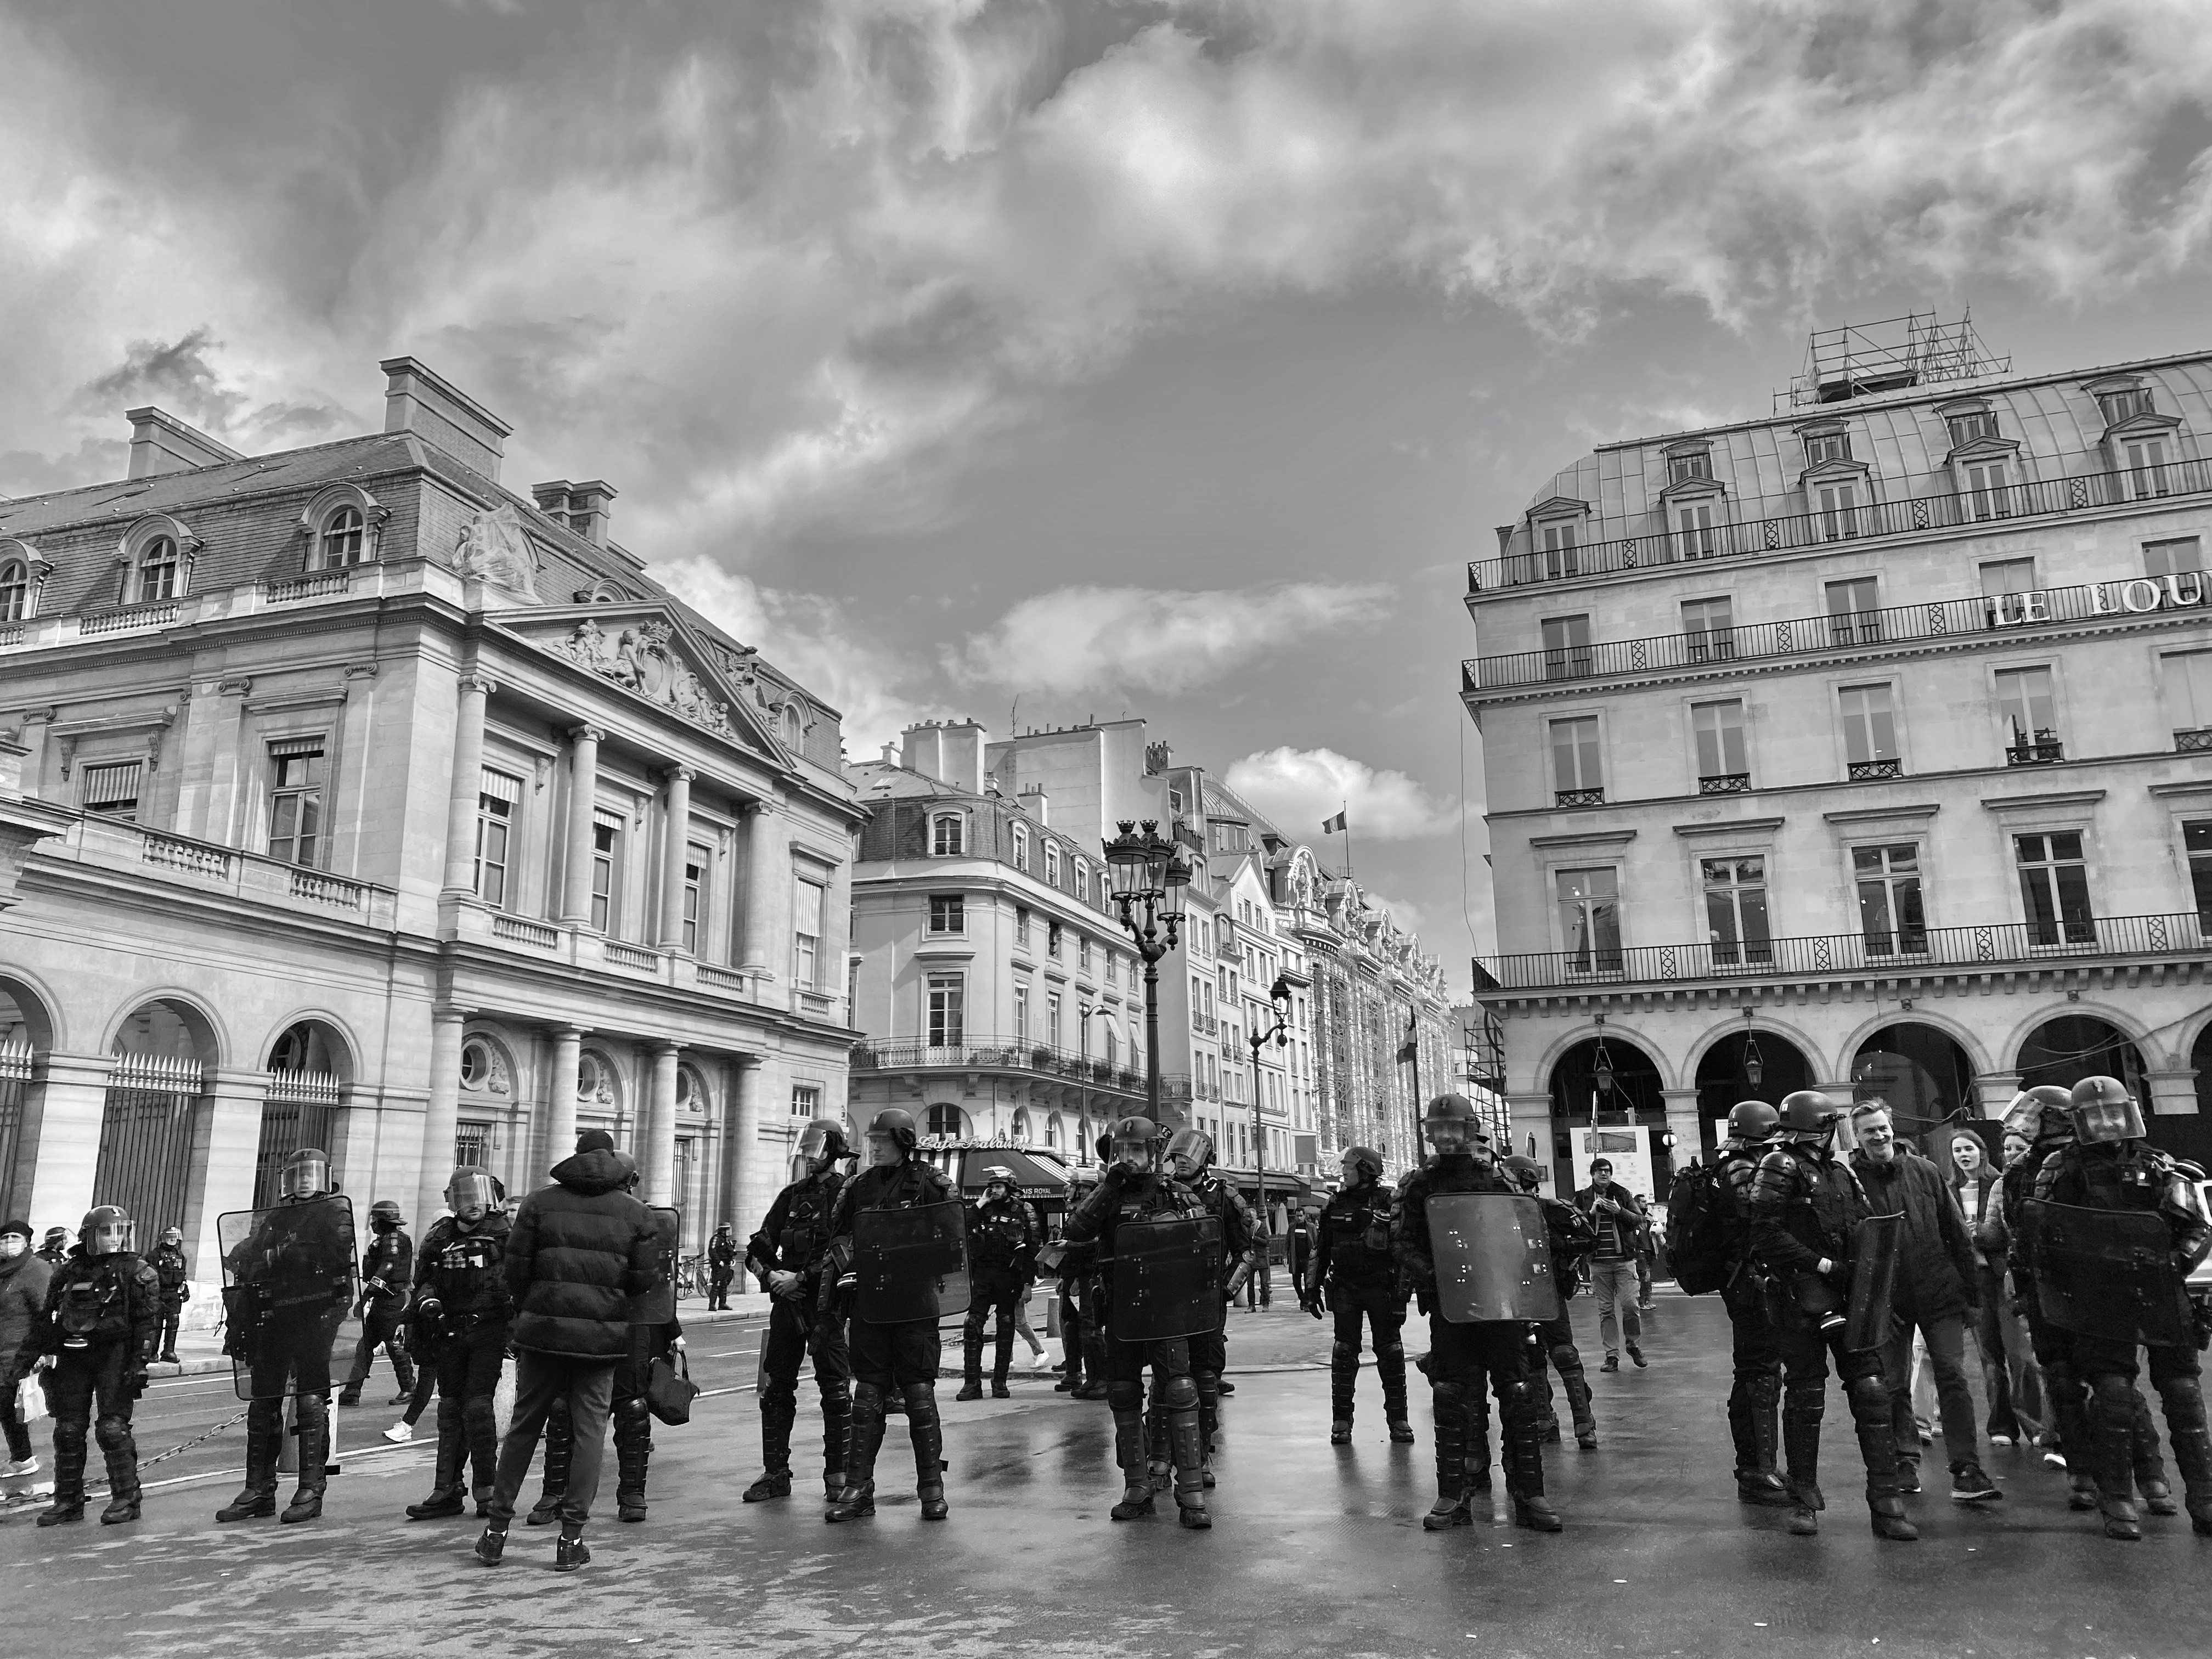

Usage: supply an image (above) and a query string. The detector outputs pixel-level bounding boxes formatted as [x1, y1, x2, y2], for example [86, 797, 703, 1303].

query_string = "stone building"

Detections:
[1461, 319, 2212, 1189]
[0, 358, 861, 1276]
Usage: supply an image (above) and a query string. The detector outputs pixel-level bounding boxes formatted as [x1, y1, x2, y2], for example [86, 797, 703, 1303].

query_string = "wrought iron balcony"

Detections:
[1848, 759, 1904, 781]
[1468, 453, 2212, 593]
[1555, 787, 1606, 809]
[852, 1036, 1143, 1093]
[1474, 909, 2212, 992]
[1698, 772, 1752, 795]
[2180, 728, 2212, 753]
[1463, 575, 2204, 693]
[2005, 735, 2066, 766]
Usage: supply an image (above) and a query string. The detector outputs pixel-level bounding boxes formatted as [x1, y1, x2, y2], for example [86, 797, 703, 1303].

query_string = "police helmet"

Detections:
[1775, 1091, 1842, 1141]
[369, 1199, 404, 1231]
[80, 1204, 134, 1257]
[447, 1165, 499, 1220]
[280, 1147, 334, 1201]
[1726, 1100, 1780, 1141]
[2068, 1075, 2147, 1146]
[1500, 1154, 1543, 1192]
[1096, 1131, 1114, 1164]
[1341, 1145, 1384, 1184]
[981, 1163, 1018, 1196]
[2000, 1084, 2076, 1145]
[159, 1224, 184, 1245]
[1164, 1129, 1214, 1179]
[797, 1119, 854, 1165]
[868, 1108, 919, 1153]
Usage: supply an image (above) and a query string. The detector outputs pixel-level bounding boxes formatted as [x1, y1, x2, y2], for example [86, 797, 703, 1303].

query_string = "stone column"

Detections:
[722, 1055, 763, 1228]
[542, 1025, 586, 1181]
[15, 1052, 117, 1240]
[1975, 1071, 2023, 1120]
[658, 766, 695, 950]
[184, 1068, 270, 1284]
[740, 798, 780, 986]
[558, 725, 603, 924]
[643, 1040, 681, 1206]
[1506, 1091, 1553, 1184]
[2146, 1068, 2201, 1117]
[418, 1009, 467, 1226]
[1660, 1085, 1704, 1176]
[440, 674, 494, 895]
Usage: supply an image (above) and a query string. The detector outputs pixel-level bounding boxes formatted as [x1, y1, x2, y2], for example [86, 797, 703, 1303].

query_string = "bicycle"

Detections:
[674, 1253, 708, 1299]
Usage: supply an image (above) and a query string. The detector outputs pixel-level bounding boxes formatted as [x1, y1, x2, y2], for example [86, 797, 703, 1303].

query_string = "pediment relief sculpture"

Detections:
[557, 617, 739, 741]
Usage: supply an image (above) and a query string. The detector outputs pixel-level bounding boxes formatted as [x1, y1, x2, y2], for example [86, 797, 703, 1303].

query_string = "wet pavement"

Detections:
[6, 1293, 2210, 1658]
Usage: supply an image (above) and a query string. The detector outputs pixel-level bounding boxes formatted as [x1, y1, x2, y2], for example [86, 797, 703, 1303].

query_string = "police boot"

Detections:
[2134, 1393, 2177, 1516]
[821, 1379, 852, 1501]
[37, 1421, 87, 1526]
[1736, 1367, 1790, 1505]
[1330, 1338, 1358, 1443]
[216, 1405, 280, 1522]
[1169, 1388, 1210, 1530]
[1194, 1371, 1221, 1486]
[1781, 1390, 1824, 1536]
[1379, 1341, 1417, 1443]
[1109, 1389, 1156, 1520]
[614, 1400, 652, 1522]
[409, 1396, 471, 1519]
[826, 1384, 884, 1522]
[2151, 1373, 2212, 1533]
[1847, 1375, 1917, 1542]
[96, 1417, 141, 1525]
[956, 1333, 985, 1401]
[992, 1322, 1016, 1398]
[1422, 1384, 1472, 1531]
[282, 1394, 330, 1523]
[906, 1385, 949, 1520]
[2089, 1379, 2143, 1541]
[1505, 1392, 1562, 1532]
[744, 1398, 796, 1503]
[1146, 1380, 1173, 1491]
[527, 1402, 573, 1525]
[464, 1393, 501, 1516]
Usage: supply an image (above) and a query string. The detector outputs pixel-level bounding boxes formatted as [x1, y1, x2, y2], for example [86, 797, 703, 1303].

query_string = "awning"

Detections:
[922, 1144, 1079, 1205]
[1212, 1166, 1319, 1210]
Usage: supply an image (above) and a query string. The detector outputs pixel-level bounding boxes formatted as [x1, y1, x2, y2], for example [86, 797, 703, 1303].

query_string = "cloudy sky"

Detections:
[6, 1, 2211, 988]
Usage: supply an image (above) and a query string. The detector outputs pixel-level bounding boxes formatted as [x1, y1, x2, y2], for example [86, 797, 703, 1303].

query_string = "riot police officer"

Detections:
[823, 1108, 958, 1523]
[1502, 1154, 1599, 1452]
[404, 1166, 512, 1520]
[1054, 1167, 1100, 1393]
[216, 1148, 355, 1525]
[1165, 1128, 1257, 1485]
[2030, 1075, 2212, 1539]
[1305, 1144, 1414, 1446]
[958, 1166, 1040, 1401]
[7, 1206, 159, 1526]
[1745, 1091, 1916, 1542]
[150, 1225, 189, 1365]
[1396, 1095, 1560, 1533]
[338, 1199, 414, 1408]
[1063, 1115, 1217, 1529]
[708, 1223, 738, 1311]
[743, 1117, 854, 1504]
[1718, 1101, 1790, 1505]
[1071, 1132, 1116, 1401]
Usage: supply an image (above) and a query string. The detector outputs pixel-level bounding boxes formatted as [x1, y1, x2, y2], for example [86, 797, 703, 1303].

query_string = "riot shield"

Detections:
[1110, 1214, 1223, 1341]
[1843, 1212, 1902, 1351]
[631, 1206, 682, 1325]
[1427, 1192, 1561, 1325]
[218, 1194, 357, 1401]
[2025, 1199, 2193, 1348]
[854, 1201, 970, 1324]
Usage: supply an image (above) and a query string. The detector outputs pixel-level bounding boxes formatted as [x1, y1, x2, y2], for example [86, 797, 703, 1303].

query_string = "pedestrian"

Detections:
[1950, 1131, 2033, 1448]
[1745, 1091, 1916, 1541]
[7, 1206, 159, 1526]
[405, 1167, 511, 1520]
[1, 1217, 57, 1503]
[339, 1199, 415, 1408]
[740, 1118, 854, 1504]
[474, 1129, 659, 1571]
[958, 1166, 1040, 1401]
[1304, 1145, 1414, 1446]
[149, 1225, 189, 1365]
[707, 1223, 737, 1312]
[1010, 1280, 1051, 1368]
[1847, 1104, 2001, 1505]
[1575, 1158, 1648, 1370]
[382, 1341, 437, 1443]
[35, 1227, 68, 1267]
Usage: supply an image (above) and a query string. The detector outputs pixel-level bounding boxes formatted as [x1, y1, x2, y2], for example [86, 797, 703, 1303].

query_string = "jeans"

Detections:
[1882, 1310, 1979, 1466]
[3, 1374, 32, 1463]
[1967, 1263, 2029, 1441]
[487, 1351, 617, 1527]
[1590, 1257, 1641, 1356]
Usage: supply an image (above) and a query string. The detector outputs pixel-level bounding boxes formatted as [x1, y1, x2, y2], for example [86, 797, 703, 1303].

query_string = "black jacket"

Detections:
[1574, 1181, 1648, 1259]
[504, 1148, 662, 1358]
[16, 1251, 161, 1375]
[415, 1212, 513, 1324]
[151, 1243, 191, 1307]
[1849, 1147, 1978, 1319]
[359, 1228, 412, 1311]
[748, 1170, 846, 1285]
[966, 1195, 1041, 1280]
[1310, 1180, 1397, 1292]
[1748, 1141, 1871, 1277]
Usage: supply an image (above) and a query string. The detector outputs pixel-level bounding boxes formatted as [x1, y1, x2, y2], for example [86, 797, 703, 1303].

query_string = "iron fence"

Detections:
[94, 1052, 205, 1232]
[854, 1036, 1144, 1094]
[253, 1070, 343, 1209]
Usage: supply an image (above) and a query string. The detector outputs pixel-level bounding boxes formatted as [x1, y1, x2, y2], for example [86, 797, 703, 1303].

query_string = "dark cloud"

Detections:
[74, 328, 241, 426]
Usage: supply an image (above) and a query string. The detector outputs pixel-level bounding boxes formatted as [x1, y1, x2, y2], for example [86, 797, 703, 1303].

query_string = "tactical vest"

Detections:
[775, 1178, 841, 1272]
[55, 1261, 136, 1345]
[429, 1224, 505, 1313]
[1099, 1178, 1206, 1262]
[969, 1200, 1030, 1271]
[1322, 1187, 1393, 1279]
[1790, 1146, 1860, 1254]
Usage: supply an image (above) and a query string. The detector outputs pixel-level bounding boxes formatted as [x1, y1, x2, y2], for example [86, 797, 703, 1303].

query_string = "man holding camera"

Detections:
[1574, 1158, 1648, 1372]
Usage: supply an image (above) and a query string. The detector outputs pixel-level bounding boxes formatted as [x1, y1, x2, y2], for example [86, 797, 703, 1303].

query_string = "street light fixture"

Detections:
[1244, 972, 1300, 1271]
[1103, 820, 1188, 1124]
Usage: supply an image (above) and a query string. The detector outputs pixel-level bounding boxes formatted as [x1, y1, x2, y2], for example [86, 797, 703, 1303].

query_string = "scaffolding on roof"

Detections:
[1775, 309, 2010, 413]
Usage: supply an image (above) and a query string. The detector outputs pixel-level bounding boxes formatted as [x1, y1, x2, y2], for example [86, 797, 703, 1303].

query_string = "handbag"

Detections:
[646, 1348, 699, 1426]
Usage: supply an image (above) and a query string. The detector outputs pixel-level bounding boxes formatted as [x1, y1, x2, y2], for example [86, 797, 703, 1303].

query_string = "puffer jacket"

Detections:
[1, 1251, 54, 1381]
[504, 1147, 662, 1358]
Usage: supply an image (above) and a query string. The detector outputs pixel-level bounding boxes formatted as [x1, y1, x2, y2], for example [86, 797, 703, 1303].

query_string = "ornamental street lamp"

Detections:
[1103, 820, 1190, 1124]
[1245, 971, 1300, 1289]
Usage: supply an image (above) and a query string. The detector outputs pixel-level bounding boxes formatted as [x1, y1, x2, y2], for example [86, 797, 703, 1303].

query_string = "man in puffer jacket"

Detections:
[474, 1130, 661, 1574]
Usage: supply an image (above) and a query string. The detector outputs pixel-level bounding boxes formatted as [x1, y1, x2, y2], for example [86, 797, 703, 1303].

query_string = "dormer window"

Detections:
[2098, 386, 2152, 426]
[1666, 449, 1712, 486]
[930, 811, 965, 856]
[1045, 842, 1062, 884]
[1946, 409, 1998, 448]
[1012, 821, 1030, 871]
[1537, 520, 1578, 579]
[781, 704, 803, 746]
[318, 506, 366, 568]
[0, 559, 28, 622]
[137, 536, 182, 602]
[1804, 430, 1852, 466]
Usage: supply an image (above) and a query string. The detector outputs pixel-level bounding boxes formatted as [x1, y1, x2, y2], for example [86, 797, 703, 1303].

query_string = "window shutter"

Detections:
[593, 806, 627, 833]
[268, 736, 325, 760]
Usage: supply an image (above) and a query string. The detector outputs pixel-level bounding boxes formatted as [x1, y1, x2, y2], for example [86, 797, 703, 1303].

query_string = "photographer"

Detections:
[1574, 1158, 1648, 1371]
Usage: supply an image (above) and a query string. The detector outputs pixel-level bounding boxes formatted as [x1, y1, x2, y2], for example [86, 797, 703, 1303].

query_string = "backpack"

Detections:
[1663, 1162, 1735, 1296]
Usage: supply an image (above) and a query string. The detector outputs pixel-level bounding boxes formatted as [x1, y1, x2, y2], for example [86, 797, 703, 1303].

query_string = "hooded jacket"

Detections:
[503, 1147, 662, 1357]
[0, 1248, 54, 1382]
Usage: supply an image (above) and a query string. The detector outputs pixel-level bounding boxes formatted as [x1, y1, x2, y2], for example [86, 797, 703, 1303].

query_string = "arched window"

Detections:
[1045, 1113, 1063, 1150]
[137, 536, 182, 602]
[926, 1103, 963, 1138]
[1074, 858, 1090, 901]
[319, 506, 365, 568]
[930, 812, 964, 856]
[0, 560, 27, 622]
[1011, 822, 1029, 871]
[1011, 1107, 1030, 1143]
[781, 704, 804, 746]
[1045, 842, 1061, 884]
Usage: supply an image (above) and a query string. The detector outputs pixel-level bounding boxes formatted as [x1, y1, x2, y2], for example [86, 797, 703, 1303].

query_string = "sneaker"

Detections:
[1949, 1462, 2002, 1503]
[1627, 1346, 1647, 1369]
[1894, 1457, 1921, 1495]
[1600, 1355, 1620, 1374]
[1028, 1350, 1054, 1370]
[474, 1525, 507, 1566]
[2, 1458, 37, 1480]
[382, 1421, 415, 1444]
[2042, 1449, 2068, 1470]
[1988, 1434, 2013, 1448]
[555, 1532, 591, 1572]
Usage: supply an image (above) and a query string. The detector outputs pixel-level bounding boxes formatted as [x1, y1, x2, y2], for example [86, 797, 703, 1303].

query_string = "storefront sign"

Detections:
[1990, 572, 2207, 627]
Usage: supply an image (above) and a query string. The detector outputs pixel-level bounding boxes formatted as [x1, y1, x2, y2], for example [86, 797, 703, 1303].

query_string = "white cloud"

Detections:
[946, 582, 1390, 695]
[1224, 746, 1458, 841]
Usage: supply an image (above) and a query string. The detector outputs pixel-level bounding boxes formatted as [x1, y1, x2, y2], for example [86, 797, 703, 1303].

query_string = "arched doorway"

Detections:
[101, 999, 219, 1233]
[1852, 1023, 1976, 1150]
[260, 1020, 352, 1209]
[1694, 1028, 1815, 1150]
[1548, 1034, 1667, 1189]
[0, 978, 56, 1221]
[2016, 1014, 2146, 1098]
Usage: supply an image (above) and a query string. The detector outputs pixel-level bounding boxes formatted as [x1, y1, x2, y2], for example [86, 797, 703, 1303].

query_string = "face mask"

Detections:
[0, 1236, 23, 1260]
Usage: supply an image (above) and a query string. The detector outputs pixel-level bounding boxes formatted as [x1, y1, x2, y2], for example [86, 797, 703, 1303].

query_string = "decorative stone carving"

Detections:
[453, 504, 540, 599]
[555, 617, 737, 740]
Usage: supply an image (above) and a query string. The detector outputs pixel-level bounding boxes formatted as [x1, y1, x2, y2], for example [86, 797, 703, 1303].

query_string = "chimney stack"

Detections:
[534, 479, 617, 546]
[1019, 785, 1049, 826]
[900, 719, 988, 794]
[125, 407, 242, 479]
[381, 356, 511, 481]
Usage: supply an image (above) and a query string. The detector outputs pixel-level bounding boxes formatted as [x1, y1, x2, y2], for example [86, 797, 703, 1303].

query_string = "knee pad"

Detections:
[1432, 1378, 1466, 1413]
[1106, 1381, 1145, 1414]
[463, 1395, 498, 1429]
[851, 1381, 884, 1415]
[94, 1415, 131, 1453]
[1376, 1340, 1406, 1363]
[1331, 1341, 1357, 1366]
[902, 1383, 936, 1420]
[1163, 1375, 1199, 1413]
[1844, 1373, 1887, 1415]
[53, 1417, 86, 1454]
[614, 1397, 652, 1428]
[2091, 1374, 2137, 1412]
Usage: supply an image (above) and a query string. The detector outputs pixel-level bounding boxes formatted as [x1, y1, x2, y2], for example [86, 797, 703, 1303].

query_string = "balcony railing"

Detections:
[853, 1036, 1144, 1092]
[1464, 576, 2207, 692]
[1476, 909, 2212, 991]
[1698, 772, 1752, 795]
[2179, 728, 2212, 754]
[1555, 787, 1605, 809]
[77, 602, 179, 637]
[2005, 736, 2066, 766]
[601, 939, 663, 972]
[1469, 454, 2212, 593]
[1847, 759, 1904, 781]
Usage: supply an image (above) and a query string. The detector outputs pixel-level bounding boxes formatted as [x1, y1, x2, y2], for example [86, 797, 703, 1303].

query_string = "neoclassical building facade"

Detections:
[0, 360, 861, 1275]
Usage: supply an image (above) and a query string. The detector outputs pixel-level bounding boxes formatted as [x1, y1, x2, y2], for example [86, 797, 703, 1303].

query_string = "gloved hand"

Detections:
[769, 1269, 802, 1299]
[1302, 1294, 1323, 1321]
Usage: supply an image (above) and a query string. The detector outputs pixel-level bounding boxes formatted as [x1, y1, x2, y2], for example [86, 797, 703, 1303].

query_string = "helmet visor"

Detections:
[797, 1122, 845, 1163]
[448, 1172, 497, 1221]
[1113, 1134, 1155, 1175]
[1999, 1094, 2046, 1142]
[87, 1217, 136, 1257]
[2073, 1094, 2146, 1145]
[282, 1154, 330, 1200]
[1164, 1130, 1212, 1179]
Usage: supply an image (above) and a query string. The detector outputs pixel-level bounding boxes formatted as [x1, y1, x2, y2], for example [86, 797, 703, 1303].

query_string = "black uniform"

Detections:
[1717, 1135, 1784, 1487]
[1188, 1172, 1257, 1455]
[221, 1197, 354, 1520]
[536, 1312, 684, 1523]
[1054, 1229, 1095, 1391]
[747, 1167, 853, 1492]
[150, 1239, 189, 1363]
[2033, 1137, 2212, 1532]
[413, 1211, 512, 1505]
[1746, 1139, 1904, 1525]
[708, 1229, 738, 1311]
[1531, 1190, 1598, 1449]
[9, 1248, 160, 1522]
[1308, 1178, 1410, 1430]
[341, 1223, 415, 1403]
[961, 1193, 1040, 1392]
[1394, 1156, 1548, 1516]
